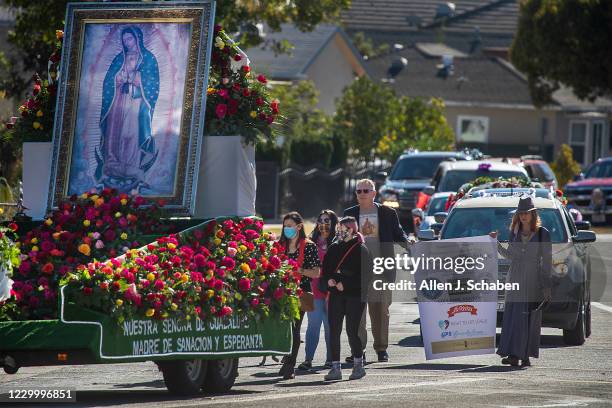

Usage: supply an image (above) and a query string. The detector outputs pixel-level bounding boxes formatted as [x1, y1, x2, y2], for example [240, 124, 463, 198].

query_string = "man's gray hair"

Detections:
[356, 179, 375, 190]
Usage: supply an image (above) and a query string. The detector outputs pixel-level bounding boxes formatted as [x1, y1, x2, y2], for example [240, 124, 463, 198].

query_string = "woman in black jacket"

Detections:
[322, 216, 373, 381]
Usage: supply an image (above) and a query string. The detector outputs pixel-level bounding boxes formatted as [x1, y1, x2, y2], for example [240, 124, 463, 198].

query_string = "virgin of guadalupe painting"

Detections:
[96, 26, 160, 192]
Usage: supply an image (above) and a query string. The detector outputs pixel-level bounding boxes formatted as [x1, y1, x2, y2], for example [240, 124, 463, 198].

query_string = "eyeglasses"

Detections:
[356, 189, 372, 194]
[317, 217, 331, 224]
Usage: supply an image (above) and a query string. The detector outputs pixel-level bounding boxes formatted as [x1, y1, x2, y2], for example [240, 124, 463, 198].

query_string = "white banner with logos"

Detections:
[413, 236, 498, 360]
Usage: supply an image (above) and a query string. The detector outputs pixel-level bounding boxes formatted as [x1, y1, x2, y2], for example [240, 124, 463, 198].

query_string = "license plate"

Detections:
[497, 302, 505, 311]
[592, 213, 606, 223]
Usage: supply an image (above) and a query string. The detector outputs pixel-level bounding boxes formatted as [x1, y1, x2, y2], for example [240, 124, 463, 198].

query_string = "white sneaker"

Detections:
[349, 365, 366, 380]
[324, 366, 342, 381]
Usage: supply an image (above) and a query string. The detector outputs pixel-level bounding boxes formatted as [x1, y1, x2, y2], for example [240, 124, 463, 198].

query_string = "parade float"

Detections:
[0, 1, 295, 396]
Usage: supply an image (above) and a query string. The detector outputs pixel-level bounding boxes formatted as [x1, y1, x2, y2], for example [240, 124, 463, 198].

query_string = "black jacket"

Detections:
[344, 202, 409, 281]
[322, 236, 373, 297]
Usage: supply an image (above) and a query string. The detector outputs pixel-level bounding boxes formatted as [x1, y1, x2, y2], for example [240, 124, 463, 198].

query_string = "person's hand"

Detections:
[336, 282, 344, 292]
[543, 287, 552, 302]
[328, 279, 336, 288]
[489, 231, 497, 239]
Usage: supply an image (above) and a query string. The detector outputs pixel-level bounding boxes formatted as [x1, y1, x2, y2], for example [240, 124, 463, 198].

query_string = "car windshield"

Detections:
[585, 161, 612, 178]
[441, 207, 567, 243]
[390, 156, 455, 180]
[438, 170, 527, 192]
[527, 163, 556, 182]
[427, 196, 449, 215]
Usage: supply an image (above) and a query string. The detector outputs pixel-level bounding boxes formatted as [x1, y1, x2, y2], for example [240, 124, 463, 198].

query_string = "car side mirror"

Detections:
[423, 186, 435, 196]
[375, 171, 388, 181]
[430, 222, 444, 236]
[433, 212, 448, 223]
[574, 220, 591, 231]
[573, 173, 585, 181]
[412, 208, 425, 219]
[417, 229, 436, 241]
[572, 230, 596, 243]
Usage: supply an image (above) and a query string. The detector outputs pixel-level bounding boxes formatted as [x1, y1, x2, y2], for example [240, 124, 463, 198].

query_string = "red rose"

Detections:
[255, 97, 264, 106]
[215, 103, 228, 119]
[238, 277, 251, 292]
[257, 74, 267, 84]
[8, 223, 18, 232]
[250, 298, 259, 308]
[242, 88, 251, 97]
[42, 262, 54, 275]
[83, 287, 93, 295]
[242, 65, 250, 73]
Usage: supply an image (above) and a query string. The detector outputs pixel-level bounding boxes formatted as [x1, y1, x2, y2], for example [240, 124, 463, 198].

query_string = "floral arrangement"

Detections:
[0, 188, 171, 320]
[61, 217, 300, 323]
[445, 176, 533, 211]
[205, 25, 279, 145]
[4, 30, 63, 142]
[0, 222, 20, 275]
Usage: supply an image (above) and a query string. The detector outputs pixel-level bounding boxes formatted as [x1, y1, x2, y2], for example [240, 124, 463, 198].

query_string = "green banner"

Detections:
[59, 287, 292, 362]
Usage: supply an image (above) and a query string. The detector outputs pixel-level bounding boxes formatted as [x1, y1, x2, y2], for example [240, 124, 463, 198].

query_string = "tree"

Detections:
[376, 97, 455, 162]
[0, 0, 352, 99]
[511, 0, 612, 106]
[351, 32, 389, 60]
[333, 76, 399, 162]
[550, 144, 582, 188]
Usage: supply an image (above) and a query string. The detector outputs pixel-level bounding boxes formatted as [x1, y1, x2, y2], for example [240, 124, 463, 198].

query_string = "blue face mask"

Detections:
[284, 226, 298, 239]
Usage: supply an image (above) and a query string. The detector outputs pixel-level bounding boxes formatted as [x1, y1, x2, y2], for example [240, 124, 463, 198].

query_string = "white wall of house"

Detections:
[304, 33, 364, 115]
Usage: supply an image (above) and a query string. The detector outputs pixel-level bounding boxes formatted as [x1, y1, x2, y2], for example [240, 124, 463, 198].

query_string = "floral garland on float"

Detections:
[204, 25, 280, 145]
[444, 175, 535, 211]
[61, 217, 300, 324]
[0, 189, 171, 320]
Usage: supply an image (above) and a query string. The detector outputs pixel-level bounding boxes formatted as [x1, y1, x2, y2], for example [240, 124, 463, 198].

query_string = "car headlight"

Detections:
[552, 261, 569, 277]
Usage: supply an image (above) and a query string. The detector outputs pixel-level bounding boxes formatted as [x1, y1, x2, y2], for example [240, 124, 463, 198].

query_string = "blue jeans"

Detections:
[305, 298, 331, 362]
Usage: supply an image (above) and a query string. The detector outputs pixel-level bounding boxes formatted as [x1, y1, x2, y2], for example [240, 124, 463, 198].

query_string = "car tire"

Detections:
[202, 358, 238, 393]
[585, 301, 592, 338]
[563, 302, 586, 346]
[159, 359, 208, 396]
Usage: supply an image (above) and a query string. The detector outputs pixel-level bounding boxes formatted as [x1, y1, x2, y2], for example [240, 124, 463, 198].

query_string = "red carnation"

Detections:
[41, 262, 54, 275]
[238, 277, 251, 292]
[215, 103, 228, 119]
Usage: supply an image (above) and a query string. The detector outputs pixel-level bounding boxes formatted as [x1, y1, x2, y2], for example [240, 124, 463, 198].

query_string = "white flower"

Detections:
[230, 50, 250, 73]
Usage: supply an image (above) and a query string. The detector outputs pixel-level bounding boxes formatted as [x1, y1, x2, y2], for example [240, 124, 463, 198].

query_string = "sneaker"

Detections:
[324, 360, 333, 369]
[297, 360, 312, 370]
[324, 367, 342, 381]
[501, 356, 519, 367]
[377, 351, 389, 362]
[345, 352, 366, 364]
[349, 365, 366, 380]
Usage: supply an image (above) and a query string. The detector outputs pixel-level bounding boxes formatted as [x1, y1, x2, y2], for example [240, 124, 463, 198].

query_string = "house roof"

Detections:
[341, 0, 519, 36]
[246, 24, 365, 80]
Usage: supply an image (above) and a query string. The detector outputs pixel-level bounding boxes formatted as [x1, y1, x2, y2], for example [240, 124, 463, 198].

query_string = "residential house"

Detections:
[246, 24, 368, 114]
[341, 0, 612, 167]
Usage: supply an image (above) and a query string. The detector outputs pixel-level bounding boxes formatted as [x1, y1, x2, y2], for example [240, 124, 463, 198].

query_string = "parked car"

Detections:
[378, 151, 469, 232]
[565, 157, 612, 225]
[412, 192, 452, 232]
[427, 160, 530, 195]
[420, 188, 596, 345]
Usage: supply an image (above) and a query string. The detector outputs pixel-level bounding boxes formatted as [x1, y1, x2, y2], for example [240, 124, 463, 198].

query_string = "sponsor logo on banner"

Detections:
[447, 304, 478, 317]
[438, 319, 451, 338]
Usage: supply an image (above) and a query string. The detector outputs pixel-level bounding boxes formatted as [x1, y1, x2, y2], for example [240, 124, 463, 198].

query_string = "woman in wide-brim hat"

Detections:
[490, 195, 552, 367]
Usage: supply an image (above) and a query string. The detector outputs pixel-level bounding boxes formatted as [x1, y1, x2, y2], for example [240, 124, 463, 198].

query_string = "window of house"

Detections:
[569, 122, 587, 165]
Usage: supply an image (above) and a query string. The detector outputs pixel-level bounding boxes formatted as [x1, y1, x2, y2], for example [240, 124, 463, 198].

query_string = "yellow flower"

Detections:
[56, 30, 63, 40]
[185, 314, 191, 321]
[80, 193, 88, 199]
[90, 194, 99, 202]
[161, 311, 169, 318]
[0, 208, 3, 215]
[115, 212, 122, 218]
[36, 110, 43, 117]
[33, 121, 41, 129]
[250, 111, 257, 119]
[83, 219, 90, 227]
[171, 303, 178, 311]
[52, 232, 61, 241]
[44, 218, 53, 226]
[240, 263, 250, 273]
[167, 242, 176, 250]
[207, 87, 216, 95]
[32, 246, 39, 252]
[235, 293, 242, 301]
[145, 308, 155, 317]
[213, 238, 221, 246]
[120, 198, 128, 206]
[181, 274, 189, 283]
[50, 71, 56, 79]
[78, 243, 91, 256]
[206, 289, 214, 299]
[116, 299, 123, 307]
[31, 237, 38, 244]
[239, 245, 247, 252]
[120, 232, 128, 240]
[147, 272, 155, 281]
[95, 198, 104, 207]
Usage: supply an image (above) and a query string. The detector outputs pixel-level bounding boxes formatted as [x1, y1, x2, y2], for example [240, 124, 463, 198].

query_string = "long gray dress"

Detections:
[496, 226, 552, 360]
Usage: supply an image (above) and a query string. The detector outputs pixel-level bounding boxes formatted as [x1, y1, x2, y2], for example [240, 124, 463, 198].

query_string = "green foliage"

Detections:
[551, 144, 582, 188]
[351, 32, 389, 59]
[377, 97, 455, 161]
[333, 76, 398, 162]
[511, 0, 612, 106]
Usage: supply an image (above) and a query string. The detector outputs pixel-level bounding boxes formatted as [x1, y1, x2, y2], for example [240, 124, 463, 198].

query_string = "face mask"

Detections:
[284, 226, 298, 239]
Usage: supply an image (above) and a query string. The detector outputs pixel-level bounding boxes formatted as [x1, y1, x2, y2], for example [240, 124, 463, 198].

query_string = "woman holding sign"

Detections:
[490, 196, 552, 367]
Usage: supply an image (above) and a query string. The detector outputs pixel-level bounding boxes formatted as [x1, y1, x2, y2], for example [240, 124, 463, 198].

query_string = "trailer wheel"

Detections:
[159, 359, 208, 396]
[202, 358, 238, 393]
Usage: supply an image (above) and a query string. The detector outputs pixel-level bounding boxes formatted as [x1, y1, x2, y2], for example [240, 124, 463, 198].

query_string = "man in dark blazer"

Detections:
[344, 179, 409, 363]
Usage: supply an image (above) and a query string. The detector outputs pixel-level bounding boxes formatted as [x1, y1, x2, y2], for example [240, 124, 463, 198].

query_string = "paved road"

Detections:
[2, 236, 612, 408]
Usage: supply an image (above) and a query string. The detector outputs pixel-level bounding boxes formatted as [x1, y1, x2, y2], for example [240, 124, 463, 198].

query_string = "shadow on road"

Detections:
[112, 380, 166, 389]
[384, 363, 485, 371]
